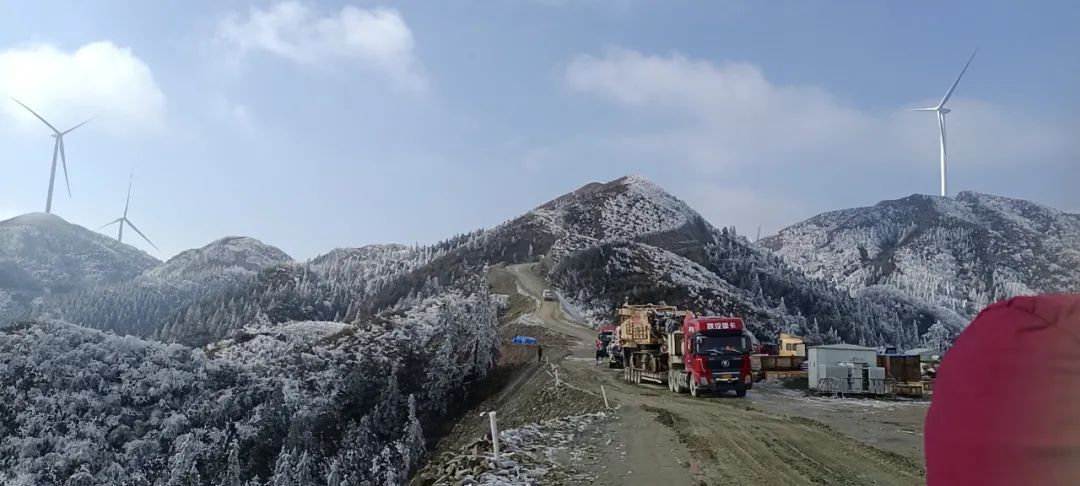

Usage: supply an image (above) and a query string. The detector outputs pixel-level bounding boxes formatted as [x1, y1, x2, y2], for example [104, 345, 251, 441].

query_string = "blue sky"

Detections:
[1, 1, 1077, 259]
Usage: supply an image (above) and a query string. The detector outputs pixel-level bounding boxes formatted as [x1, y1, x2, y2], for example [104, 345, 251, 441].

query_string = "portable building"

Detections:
[808, 344, 878, 390]
[778, 333, 807, 357]
[877, 353, 922, 383]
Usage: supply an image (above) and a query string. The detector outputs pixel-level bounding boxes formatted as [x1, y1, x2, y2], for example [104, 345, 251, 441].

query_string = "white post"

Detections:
[554, 367, 560, 388]
[488, 411, 500, 460]
[601, 385, 610, 409]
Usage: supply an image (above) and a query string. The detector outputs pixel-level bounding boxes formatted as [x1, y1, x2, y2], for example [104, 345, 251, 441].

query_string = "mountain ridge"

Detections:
[0, 212, 160, 323]
[761, 190, 1080, 317]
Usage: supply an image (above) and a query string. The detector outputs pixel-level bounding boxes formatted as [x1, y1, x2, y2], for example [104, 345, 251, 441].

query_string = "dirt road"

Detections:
[506, 263, 926, 486]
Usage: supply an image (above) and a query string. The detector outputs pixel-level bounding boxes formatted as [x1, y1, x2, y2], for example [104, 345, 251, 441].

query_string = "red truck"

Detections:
[619, 304, 753, 397]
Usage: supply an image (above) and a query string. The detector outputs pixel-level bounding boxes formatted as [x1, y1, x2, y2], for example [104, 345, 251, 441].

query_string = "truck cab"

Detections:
[673, 314, 753, 397]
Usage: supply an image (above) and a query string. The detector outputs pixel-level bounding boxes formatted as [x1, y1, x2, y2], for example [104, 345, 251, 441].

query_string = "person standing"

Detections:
[537, 343, 543, 364]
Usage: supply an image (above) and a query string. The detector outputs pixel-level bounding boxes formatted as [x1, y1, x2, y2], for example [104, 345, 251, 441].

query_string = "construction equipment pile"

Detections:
[422, 412, 613, 485]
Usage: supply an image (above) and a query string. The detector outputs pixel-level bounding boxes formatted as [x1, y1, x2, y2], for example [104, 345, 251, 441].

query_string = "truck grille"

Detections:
[706, 357, 741, 372]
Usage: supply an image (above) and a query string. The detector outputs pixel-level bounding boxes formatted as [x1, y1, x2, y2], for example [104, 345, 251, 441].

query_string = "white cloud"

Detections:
[218, 2, 426, 91]
[210, 93, 254, 133]
[0, 41, 166, 133]
[565, 48, 1074, 174]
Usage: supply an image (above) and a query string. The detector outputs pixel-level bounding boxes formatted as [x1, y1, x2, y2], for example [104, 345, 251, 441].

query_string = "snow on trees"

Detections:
[0, 271, 499, 485]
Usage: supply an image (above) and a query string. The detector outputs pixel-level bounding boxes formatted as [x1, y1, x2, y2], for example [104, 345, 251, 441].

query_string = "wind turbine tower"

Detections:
[10, 98, 92, 213]
[101, 172, 159, 251]
[904, 50, 978, 197]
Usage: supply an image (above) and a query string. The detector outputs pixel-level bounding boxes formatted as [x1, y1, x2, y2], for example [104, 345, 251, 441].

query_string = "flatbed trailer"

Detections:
[615, 304, 753, 397]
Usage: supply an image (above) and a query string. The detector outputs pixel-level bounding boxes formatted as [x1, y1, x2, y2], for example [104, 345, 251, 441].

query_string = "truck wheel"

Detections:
[735, 385, 747, 398]
[689, 378, 699, 397]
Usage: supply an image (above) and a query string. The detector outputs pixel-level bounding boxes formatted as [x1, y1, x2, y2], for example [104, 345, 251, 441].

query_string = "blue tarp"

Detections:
[511, 336, 538, 345]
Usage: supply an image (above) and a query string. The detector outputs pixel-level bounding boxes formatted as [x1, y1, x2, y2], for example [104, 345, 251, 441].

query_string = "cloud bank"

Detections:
[219, 2, 426, 91]
[565, 48, 1073, 173]
[0, 42, 166, 133]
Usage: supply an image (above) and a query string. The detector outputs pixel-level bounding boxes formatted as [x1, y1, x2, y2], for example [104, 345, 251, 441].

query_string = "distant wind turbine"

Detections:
[902, 49, 978, 197]
[100, 172, 159, 251]
[10, 98, 92, 213]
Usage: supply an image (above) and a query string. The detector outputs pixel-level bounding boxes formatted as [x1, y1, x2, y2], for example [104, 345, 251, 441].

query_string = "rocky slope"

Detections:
[0, 213, 159, 323]
[761, 191, 1080, 318]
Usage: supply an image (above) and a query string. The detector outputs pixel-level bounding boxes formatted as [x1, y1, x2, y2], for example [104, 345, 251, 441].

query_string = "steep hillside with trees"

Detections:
[0, 279, 498, 485]
[761, 191, 1080, 318]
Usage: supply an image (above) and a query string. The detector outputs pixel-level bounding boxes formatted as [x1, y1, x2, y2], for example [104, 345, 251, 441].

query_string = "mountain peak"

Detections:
[1, 212, 69, 228]
[1, 213, 160, 321]
[531, 175, 701, 244]
[145, 236, 292, 281]
[615, 174, 659, 188]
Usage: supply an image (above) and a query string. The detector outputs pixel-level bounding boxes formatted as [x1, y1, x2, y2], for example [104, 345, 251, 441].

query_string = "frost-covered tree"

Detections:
[224, 440, 242, 486]
[269, 450, 294, 486]
[293, 451, 316, 485]
[325, 459, 343, 486]
[399, 395, 425, 472]
[923, 321, 957, 353]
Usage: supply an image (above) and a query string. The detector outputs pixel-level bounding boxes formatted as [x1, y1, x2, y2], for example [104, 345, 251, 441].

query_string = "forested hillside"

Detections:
[0, 278, 498, 485]
[0, 213, 159, 324]
[762, 191, 1080, 318]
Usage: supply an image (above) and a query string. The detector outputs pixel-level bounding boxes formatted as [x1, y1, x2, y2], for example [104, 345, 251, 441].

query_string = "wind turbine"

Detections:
[903, 49, 978, 197]
[100, 172, 159, 251]
[10, 98, 92, 213]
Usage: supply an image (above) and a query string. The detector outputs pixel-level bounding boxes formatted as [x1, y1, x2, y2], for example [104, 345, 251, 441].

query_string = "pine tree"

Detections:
[224, 439, 242, 486]
[269, 450, 294, 486]
[293, 450, 316, 485]
[325, 459, 343, 486]
[400, 394, 426, 471]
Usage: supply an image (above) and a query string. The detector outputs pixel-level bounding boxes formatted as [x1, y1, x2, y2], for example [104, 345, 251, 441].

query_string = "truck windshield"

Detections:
[695, 335, 749, 355]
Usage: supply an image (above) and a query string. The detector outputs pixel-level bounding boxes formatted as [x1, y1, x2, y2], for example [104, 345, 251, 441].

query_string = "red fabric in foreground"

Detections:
[925, 294, 1080, 485]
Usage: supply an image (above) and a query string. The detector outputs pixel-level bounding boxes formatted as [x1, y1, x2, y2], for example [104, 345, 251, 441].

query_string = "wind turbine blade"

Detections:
[939, 49, 978, 108]
[124, 171, 133, 217]
[124, 219, 159, 251]
[10, 97, 59, 133]
[61, 118, 93, 135]
[98, 218, 123, 230]
[59, 138, 72, 197]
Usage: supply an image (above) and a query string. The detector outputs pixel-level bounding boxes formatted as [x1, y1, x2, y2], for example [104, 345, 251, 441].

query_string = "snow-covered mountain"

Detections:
[145, 236, 292, 282]
[761, 191, 1080, 317]
[0, 213, 159, 322]
[372, 175, 961, 347]
[37, 235, 294, 338]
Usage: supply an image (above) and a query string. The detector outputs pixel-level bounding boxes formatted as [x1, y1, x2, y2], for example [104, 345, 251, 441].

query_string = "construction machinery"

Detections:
[618, 303, 753, 397]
